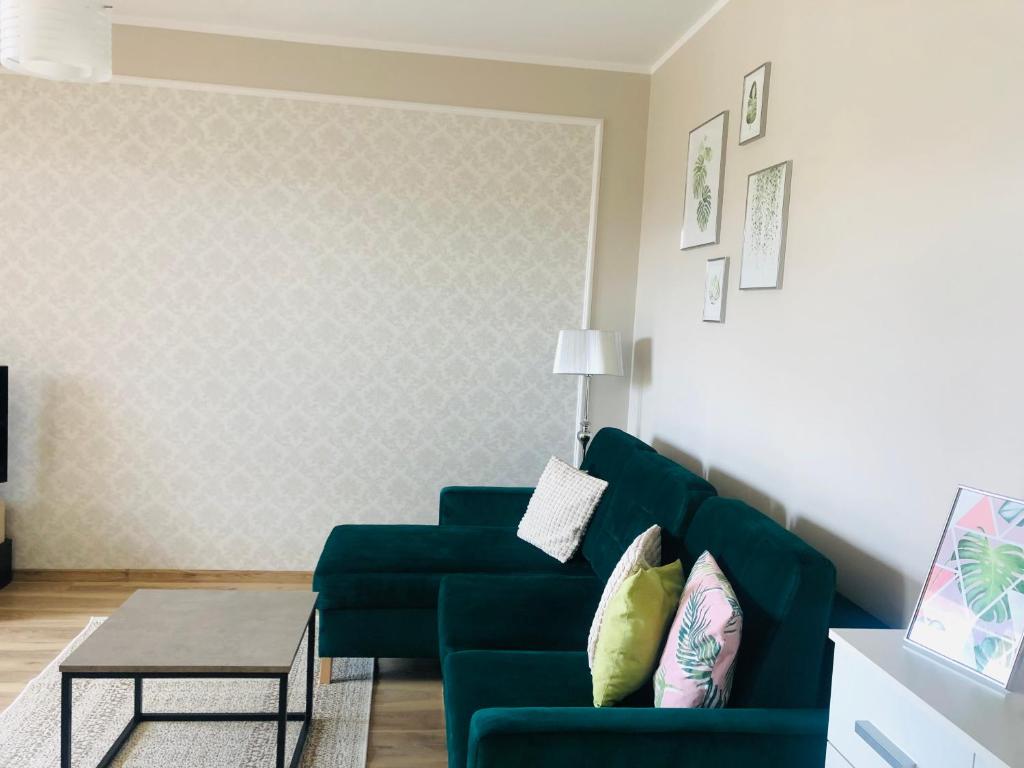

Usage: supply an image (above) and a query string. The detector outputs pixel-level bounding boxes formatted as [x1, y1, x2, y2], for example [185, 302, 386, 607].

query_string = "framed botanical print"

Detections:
[739, 62, 771, 145]
[680, 111, 728, 250]
[739, 160, 792, 290]
[906, 486, 1024, 689]
[702, 257, 728, 322]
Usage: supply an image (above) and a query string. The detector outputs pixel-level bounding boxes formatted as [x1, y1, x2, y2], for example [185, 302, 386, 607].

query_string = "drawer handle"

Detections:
[854, 720, 916, 768]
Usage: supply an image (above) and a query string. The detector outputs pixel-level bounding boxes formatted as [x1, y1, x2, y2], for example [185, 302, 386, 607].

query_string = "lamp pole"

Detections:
[577, 374, 592, 460]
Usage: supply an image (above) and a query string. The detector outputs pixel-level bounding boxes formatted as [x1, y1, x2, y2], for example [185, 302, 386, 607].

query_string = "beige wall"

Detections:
[113, 25, 651, 434]
[631, 0, 1024, 626]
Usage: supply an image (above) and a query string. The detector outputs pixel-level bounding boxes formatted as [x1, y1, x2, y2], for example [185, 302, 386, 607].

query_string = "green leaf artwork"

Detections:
[974, 635, 1013, 672]
[956, 530, 1024, 623]
[692, 149, 708, 197]
[745, 164, 786, 267]
[697, 190, 712, 231]
[708, 273, 722, 304]
[745, 81, 758, 126]
[691, 138, 714, 232]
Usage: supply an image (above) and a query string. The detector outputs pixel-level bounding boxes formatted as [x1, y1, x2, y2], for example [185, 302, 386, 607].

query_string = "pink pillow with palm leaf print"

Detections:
[654, 551, 742, 708]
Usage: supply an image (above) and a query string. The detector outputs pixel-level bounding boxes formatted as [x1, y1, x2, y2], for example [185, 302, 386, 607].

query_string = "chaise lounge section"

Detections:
[313, 428, 715, 672]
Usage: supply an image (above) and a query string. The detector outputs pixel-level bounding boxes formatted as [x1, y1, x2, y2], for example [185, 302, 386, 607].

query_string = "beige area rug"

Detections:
[0, 618, 372, 767]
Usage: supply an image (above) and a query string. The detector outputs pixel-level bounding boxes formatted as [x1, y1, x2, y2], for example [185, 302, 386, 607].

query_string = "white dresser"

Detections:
[827, 629, 1024, 768]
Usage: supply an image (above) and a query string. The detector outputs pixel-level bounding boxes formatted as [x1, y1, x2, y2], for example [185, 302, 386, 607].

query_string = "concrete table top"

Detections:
[60, 589, 318, 675]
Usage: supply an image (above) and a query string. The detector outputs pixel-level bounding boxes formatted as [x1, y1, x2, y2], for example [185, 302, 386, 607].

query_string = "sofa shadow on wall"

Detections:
[651, 443, 788, 530]
[703, 466, 788, 529]
[651, 434, 908, 628]
[789, 516, 912, 629]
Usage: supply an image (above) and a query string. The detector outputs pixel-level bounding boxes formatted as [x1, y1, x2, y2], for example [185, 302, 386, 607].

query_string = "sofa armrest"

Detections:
[468, 707, 828, 768]
[438, 486, 534, 527]
[439, 573, 602, 660]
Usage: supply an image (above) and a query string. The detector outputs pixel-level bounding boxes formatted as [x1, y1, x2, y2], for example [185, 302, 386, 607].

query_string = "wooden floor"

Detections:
[0, 572, 447, 768]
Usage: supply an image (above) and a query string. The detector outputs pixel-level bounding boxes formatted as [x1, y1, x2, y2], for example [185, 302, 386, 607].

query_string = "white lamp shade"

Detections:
[553, 329, 624, 376]
[0, 0, 112, 83]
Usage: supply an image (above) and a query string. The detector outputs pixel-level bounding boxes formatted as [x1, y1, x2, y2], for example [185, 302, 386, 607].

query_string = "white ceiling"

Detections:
[112, 0, 725, 73]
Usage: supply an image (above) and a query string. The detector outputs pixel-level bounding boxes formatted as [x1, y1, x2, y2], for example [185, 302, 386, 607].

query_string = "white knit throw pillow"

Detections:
[517, 456, 609, 563]
[586, 524, 662, 668]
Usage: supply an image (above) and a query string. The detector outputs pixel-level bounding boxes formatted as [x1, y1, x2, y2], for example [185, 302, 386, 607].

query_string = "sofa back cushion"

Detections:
[580, 428, 655, 487]
[681, 497, 836, 709]
[581, 440, 716, 582]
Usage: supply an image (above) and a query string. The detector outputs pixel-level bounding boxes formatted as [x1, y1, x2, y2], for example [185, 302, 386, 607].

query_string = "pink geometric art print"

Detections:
[907, 486, 1024, 687]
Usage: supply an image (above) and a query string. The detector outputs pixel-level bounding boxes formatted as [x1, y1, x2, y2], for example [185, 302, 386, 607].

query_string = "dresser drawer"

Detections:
[828, 643, 975, 768]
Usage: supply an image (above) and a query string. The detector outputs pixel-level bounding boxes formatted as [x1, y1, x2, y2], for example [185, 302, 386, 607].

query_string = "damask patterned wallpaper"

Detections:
[0, 77, 597, 569]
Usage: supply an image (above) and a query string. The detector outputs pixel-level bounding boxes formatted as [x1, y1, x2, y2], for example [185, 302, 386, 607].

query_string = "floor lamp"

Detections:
[553, 329, 624, 463]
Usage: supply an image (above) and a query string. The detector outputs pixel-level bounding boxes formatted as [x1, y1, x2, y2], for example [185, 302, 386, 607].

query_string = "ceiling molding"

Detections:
[113, 15, 652, 75]
[110, 74, 605, 127]
[648, 0, 731, 73]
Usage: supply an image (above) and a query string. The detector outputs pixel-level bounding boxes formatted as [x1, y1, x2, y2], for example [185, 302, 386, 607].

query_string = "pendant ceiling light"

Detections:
[0, 0, 112, 83]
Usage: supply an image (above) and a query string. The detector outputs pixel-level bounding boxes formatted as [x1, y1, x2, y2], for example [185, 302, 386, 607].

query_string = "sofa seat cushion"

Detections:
[439, 573, 603, 661]
[444, 650, 651, 768]
[314, 524, 590, 610]
[319, 607, 439, 659]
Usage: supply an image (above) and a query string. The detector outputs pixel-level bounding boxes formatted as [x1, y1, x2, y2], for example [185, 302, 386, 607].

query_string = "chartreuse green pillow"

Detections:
[591, 559, 684, 707]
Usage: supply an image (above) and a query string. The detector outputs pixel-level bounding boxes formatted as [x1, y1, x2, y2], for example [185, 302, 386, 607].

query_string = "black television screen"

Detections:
[0, 366, 6, 484]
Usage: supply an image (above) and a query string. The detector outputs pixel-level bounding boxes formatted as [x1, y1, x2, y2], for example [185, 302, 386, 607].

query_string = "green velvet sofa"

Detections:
[313, 428, 876, 767]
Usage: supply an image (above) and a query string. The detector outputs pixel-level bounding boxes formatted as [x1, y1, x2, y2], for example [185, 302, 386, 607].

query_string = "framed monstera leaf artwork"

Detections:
[680, 111, 728, 250]
[907, 486, 1024, 688]
[739, 62, 770, 145]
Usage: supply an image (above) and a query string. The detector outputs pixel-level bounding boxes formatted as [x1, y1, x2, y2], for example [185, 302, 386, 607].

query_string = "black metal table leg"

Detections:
[65, 623, 316, 768]
[286, 610, 315, 768]
[277, 675, 287, 768]
[305, 612, 314, 722]
[60, 673, 72, 768]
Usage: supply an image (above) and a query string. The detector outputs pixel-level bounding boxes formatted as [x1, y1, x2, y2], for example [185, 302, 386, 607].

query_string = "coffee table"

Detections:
[59, 589, 318, 768]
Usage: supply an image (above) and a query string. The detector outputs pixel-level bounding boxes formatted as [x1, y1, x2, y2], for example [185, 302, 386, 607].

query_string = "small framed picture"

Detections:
[680, 111, 728, 250]
[739, 62, 771, 145]
[739, 160, 792, 290]
[906, 486, 1024, 689]
[702, 257, 728, 323]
